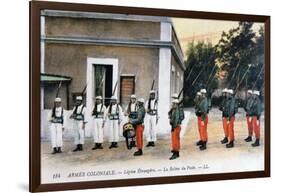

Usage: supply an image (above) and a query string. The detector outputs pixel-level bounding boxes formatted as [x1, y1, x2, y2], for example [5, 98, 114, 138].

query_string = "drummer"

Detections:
[125, 94, 138, 149]
[129, 98, 146, 156]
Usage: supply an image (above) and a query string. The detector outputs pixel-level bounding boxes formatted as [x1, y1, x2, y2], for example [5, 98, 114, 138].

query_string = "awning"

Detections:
[40, 73, 72, 83]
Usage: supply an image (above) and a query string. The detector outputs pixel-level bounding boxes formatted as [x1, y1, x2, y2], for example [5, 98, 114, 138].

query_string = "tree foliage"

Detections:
[182, 22, 265, 107]
[216, 22, 264, 91]
[183, 41, 217, 105]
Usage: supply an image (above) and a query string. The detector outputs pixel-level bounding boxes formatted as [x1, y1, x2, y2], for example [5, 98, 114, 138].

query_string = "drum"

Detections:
[123, 122, 136, 138]
[123, 122, 136, 149]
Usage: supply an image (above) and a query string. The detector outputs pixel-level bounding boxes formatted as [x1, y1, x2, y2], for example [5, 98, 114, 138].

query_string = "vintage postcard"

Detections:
[38, 8, 267, 185]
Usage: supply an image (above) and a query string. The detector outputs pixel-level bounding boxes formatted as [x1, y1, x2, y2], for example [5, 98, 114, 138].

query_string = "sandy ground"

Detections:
[41, 108, 264, 184]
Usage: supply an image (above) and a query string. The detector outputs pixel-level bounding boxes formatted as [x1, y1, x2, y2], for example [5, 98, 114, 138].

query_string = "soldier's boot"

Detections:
[109, 142, 115, 149]
[171, 150, 175, 153]
[146, 142, 152, 147]
[169, 152, 178, 160]
[176, 151, 180, 158]
[196, 140, 203, 146]
[199, 141, 207, 151]
[92, 143, 99, 150]
[151, 141, 155, 147]
[114, 142, 118, 148]
[79, 144, 83, 151]
[134, 149, 143, 156]
[130, 140, 136, 148]
[73, 145, 80, 152]
[57, 147, 62, 153]
[244, 136, 253, 142]
[226, 141, 234, 148]
[252, 139, 260, 147]
[52, 148, 57, 154]
[220, 137, 228, 144]
[98, 143, 104, 149]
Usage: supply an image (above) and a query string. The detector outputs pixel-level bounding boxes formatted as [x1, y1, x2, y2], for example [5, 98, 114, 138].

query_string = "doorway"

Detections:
[86, 57, 118, 111]
[94, 65, 113, 106]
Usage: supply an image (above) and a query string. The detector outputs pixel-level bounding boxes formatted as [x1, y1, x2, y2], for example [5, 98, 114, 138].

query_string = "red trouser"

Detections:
[222, 117, 229, 137]
[227, 116, 235, 141]
[136, 124, 144, 150]
[198, 116, 208, 142]
[246, 116, 253, 136]
[251, 116, 260, 139]
[171, 125, 181, 151]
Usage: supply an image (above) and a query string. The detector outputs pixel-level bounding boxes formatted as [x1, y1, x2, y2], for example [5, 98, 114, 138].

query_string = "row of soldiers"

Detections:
[48, 87, 261, 160]
[194, 88, 262, 151]
[48, 90, 165, 156]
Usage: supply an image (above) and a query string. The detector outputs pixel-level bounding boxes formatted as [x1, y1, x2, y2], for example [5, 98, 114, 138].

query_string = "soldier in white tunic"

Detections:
[91, 96, 106, 150]
[145, 90, 158, 147]
[49, 97, 64, 154]
[106, 96, 123, 149]
[70, 96, 86, 152]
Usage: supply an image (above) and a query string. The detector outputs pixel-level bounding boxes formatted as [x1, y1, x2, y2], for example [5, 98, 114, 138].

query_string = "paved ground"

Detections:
[41, 108, 264, 184]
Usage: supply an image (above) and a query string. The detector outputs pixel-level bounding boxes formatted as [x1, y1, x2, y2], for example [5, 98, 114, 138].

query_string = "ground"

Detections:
[41, 108, 264, 184]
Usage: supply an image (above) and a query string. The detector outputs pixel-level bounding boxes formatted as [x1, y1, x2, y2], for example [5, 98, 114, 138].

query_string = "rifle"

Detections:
[112, 66, 124, 97]
[251, 65, 264, 90]
[112, 80, 118, 96]
[151, 79, 155, 91]
[55, 81, 62, 98]
[81, 83, 87, 96]
[234, 64, 252, 94]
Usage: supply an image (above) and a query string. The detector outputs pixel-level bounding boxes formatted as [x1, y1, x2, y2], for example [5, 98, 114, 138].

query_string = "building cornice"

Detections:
[41, 10, 172, 23]
[42, 35, 185, 70]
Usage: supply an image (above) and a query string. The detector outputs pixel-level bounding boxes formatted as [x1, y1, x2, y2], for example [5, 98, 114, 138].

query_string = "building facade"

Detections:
[40, 10, 185, 139]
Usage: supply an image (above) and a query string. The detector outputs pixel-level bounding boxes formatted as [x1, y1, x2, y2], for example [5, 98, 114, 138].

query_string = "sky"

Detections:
[172, 18, 264, 57]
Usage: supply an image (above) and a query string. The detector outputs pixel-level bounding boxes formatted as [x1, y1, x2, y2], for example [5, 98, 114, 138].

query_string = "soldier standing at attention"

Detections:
[91, 96, 106, 150]
[70, 96, 86, 152]
[194, 91, 202, 146]
[145, 90, 158, 147]
[196, 89, 209, 150]
[130, 98, 146, 156]
[219, 88, 229, 144]
[244, 90, 254, 142]
[249, 90, 262, 147]
[107, 96, 123, 149]
[169, 99, 182, 160]
[49, 97, 64, 154]
[171, 93, 185, 125]
[125, 94, 138, 149]
[224, 89, 236, 148]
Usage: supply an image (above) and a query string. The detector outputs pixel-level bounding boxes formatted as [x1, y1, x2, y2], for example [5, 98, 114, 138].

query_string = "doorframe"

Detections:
[86, 57, 118, 110]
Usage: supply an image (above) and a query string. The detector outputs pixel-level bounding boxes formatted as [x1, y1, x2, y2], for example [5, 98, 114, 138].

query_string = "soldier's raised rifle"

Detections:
[234, 64, 252, 94]
[56, 81, 62, 98]
[251, 65, 264, 90]
[51, 81, 63, 123]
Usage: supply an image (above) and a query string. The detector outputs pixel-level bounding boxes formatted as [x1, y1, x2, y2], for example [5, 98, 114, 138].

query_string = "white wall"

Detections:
[2, 0, 280, 193]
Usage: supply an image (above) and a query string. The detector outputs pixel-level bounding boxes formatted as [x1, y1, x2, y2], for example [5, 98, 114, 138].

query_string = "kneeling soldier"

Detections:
[249, 90, 262, 147]
[169, 99, 182, 160]
[130, 98, 146, 156]
[107, 96, 123, 149]
[91, 96, 106, 150]
[49, 97, 64, 154]
[70, 96, 86, 152]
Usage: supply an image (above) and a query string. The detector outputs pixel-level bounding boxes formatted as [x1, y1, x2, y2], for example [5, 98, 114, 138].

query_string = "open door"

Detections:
[94, 65, 113, 106]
